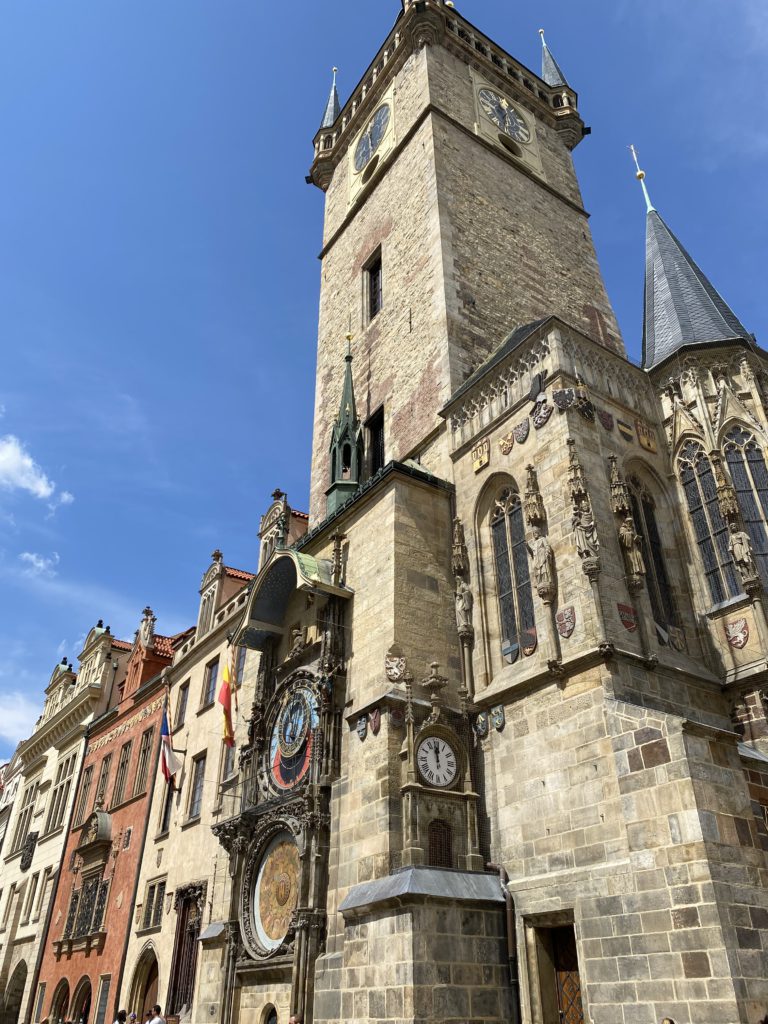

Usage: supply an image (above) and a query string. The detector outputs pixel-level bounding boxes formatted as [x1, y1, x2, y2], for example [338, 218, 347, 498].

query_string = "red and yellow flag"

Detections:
[218, 647, 238, 748]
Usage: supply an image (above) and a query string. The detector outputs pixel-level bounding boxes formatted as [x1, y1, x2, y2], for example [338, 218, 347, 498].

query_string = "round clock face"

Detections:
[269, 685, 319, 790]
[478, 89, 531, 144]
[252, 832, 300, 952]
[354, 103, 392, 173]
[417, 736, 458, 788]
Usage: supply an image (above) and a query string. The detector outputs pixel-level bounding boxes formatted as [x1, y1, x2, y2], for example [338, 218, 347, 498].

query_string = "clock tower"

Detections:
[307, 0, 623, 522]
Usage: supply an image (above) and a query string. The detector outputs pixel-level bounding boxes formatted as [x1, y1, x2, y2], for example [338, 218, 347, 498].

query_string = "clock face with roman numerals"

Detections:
[478, 88, 531, 144]
[416, 735, 458, 788]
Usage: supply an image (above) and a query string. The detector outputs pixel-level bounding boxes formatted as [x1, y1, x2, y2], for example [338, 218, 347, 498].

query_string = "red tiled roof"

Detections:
[110, 638, 133, 652]
[152, 634, 177, 658]
[292, 510, 309, 520]
[224, 566, 255, 582]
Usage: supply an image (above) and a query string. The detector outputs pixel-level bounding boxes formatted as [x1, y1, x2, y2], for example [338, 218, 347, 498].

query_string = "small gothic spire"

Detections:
[327, 334, 364, 515]
[539, 29, 569, 88]
[630, 145, 654, 213]
[320, 67, 341, 130]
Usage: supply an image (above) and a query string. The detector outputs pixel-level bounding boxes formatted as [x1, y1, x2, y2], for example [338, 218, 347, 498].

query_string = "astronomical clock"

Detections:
[212, 548, 350, 1022]
[348, 86, 396, 205]
[470, 68, 545, 180]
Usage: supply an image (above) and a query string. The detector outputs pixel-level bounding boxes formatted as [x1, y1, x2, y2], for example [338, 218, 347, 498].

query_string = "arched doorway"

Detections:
[49, 979, 70, 1024]
[1, 960, 28, 1024]
[128, 945, 159, 1020]
[70, 977, 92, 1024]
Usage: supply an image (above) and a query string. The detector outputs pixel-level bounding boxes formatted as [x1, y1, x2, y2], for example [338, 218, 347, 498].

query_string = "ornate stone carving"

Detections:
[20, 831, 38, 872]
[524, 465, 546, 525]
[452, 518, 469, 578]
[385, 645, 407, 682]
[619, 515, 646, 578]
[572, 499, 599, 561]
[421, 663, 448, 723]
[174, 880, 207, 913]
[455, 579, 474, 635]
[566, 437, 587, 501]
[528, 526, 555, 602]
[728, 523, 760, 587]
[608, 456, 631, 516]
[712, 455, 739, 521]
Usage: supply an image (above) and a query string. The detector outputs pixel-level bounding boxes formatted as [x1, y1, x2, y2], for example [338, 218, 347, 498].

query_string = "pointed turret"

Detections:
[320, 67, 340, 130]
[631, 148, 753, 371]
[539, 29, 569, 88]
[326, 337, 364, 515]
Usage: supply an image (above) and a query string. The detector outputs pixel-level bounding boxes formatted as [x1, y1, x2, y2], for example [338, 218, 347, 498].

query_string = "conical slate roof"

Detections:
[540, 33, 569, 88]
[643, 210, 752, 370]
[320, 72, 340, 130]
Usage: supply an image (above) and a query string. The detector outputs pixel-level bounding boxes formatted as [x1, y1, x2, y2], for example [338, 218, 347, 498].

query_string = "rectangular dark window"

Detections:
[367, 407, 385, 476]
[34, 984, 46, 1024]
[221, 742, 236, 783]
[202, 659, 219, 707]
[45, 753, 77, 834]
[188, 755, 206, 820]
[142, 878, 166, 930]
[73, 766, 93, 828]
[94, 976, 111, 1024]
[159, 784, 174, 835]
[94, 755, 112, 811]
[235, 646, 247, 686]
[366, 250, 383, 322]
[11, 783, 37, 853]
[133, 727, 155, 797]
[111, 741, 132, 808]
[175, 682, 190, 728]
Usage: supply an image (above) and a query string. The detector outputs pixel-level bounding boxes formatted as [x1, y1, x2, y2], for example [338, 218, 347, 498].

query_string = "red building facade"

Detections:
[36, 610, 181, 1024]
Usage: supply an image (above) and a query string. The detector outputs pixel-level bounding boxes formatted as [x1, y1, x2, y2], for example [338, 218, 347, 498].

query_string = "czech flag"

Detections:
[160, 699, 183, 783]
[218, 648, 237, 748]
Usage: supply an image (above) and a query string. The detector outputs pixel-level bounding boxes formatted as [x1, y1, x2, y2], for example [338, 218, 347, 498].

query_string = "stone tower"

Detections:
[214, 6, 768, 1024]
[307, 0, 623, 522]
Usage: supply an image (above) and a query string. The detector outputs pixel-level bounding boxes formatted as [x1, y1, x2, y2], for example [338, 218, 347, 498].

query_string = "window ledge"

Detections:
[705, 592, 751, 619]
[196, 702, 215, 717]
[135, 924, 162, 937]
[155, 829, 170, 842]
[38, 825, 65, 846]
[181, 815, 201, 831]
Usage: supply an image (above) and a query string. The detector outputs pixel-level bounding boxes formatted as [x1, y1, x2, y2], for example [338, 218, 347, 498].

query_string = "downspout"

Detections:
[25, 727, 91, 1024]
[487, 862, 521, 1024]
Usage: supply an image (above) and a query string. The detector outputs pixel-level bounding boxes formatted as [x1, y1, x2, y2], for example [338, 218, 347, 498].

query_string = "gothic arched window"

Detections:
[628, 476, 678, 629]
[723, 427, 768, 587]
[490, 488, 535, 663]
[677, 441, 740, 604]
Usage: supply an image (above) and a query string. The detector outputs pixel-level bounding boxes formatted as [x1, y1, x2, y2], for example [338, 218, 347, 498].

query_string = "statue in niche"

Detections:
[528, 526, 554, 592]
[619, 516, 646, 576]
[455, 578, 474, 632]
[728, 523, 758, 580]
[572, 499, 599, 560]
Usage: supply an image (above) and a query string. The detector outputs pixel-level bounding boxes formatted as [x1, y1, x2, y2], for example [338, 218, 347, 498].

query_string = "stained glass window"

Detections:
[490, 488, 536, 663]
[723, 427, 768, 588]
[678, 441, 740, 604]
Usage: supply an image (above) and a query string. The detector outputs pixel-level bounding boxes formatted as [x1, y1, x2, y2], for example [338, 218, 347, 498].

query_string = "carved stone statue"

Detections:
[619, 516, 646, 576]
[455, 579, 474, 632]
[572, 500, 599, 560]
[528, 526, 554, 592]
[728, 523, 758, 580]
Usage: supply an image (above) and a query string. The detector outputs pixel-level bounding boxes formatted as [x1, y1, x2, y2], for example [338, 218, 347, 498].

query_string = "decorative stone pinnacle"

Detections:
[211, 549, 223, 564]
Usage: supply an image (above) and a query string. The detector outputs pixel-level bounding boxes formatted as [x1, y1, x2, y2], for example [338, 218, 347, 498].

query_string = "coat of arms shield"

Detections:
[513, 419, 530, 445]
[553, 388, 575, 411]
[725, 618, 749, 649]
[490, 705, 506, 731]
[370, 708, 381, 735]
[556, 606, 576, 639]
[618, 604, 638, 632]
[356, 715, 368, 741]
[597, 409, 614, 431]
[474, 711, 489, 739]
[533, 401, 553, 430]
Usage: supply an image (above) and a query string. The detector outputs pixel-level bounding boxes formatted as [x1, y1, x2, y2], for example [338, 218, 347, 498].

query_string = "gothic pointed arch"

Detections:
[474, 473, 536, 675]
[0, 959, 27, 1024]
[49, 978, 70, 1023]
[722, 424, 768, 587]
[128, 942, 160, 1021]
[624, 462, 682, 631]
[70, 975, 92, 1024]
[676, 440, 740, 605]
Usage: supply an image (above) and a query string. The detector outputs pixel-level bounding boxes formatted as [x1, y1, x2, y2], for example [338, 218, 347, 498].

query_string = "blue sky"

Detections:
[0, 0, 766, 760]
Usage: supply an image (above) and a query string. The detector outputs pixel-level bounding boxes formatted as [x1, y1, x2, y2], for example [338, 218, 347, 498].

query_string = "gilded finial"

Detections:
[332, 67, 338, 85]
[345, 331, 354, 358]
[629, 144, 655, 213]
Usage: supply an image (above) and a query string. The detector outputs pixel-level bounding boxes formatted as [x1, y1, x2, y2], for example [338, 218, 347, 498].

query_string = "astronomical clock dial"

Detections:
[416, 735, 458, 789]
[353, 102, 392, 173]
[478, 88, 531, 144]
[252, 832, 300, 952]
[269, 684, 319, 791]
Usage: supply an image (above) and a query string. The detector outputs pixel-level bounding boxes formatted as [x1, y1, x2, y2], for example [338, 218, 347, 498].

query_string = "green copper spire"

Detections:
[327, 335, 364, 515]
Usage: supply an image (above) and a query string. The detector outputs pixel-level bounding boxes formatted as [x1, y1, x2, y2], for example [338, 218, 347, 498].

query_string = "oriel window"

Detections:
[723, 426, 768, 587]
[490, 488, 536, 663]
[678, 441, 740, 604]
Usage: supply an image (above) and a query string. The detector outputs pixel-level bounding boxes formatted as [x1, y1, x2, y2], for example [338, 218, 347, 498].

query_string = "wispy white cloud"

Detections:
[0, 434, 75, 511]
[0, 691, 41, 749]
[18, 551, 60, 578]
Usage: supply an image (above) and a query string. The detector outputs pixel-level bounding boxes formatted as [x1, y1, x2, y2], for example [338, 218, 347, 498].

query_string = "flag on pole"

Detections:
[218, 648, 237, 748]
[160, 699, 183, 783]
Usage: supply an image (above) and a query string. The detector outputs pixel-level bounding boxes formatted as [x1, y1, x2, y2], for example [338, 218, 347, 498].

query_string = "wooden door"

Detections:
[552, 927, 584, 1024]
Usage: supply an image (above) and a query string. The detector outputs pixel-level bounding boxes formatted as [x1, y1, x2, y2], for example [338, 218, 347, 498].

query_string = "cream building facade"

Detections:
[0, 625, 131, 1024]
[201, 4, 768, 1024]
